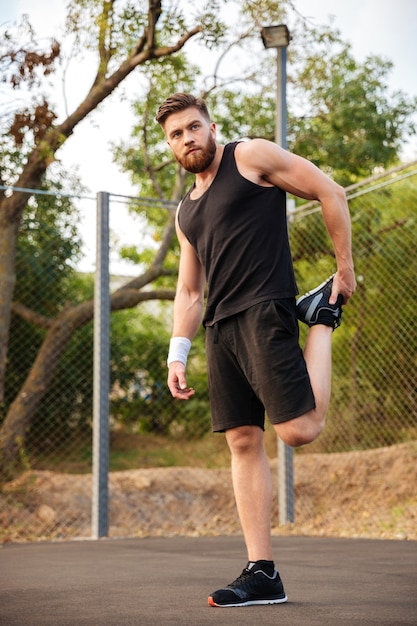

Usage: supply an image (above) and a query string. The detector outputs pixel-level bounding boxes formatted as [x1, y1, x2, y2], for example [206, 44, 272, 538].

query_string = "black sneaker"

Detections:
[208, 561, 287, 607]
[296, 274, 343, 329]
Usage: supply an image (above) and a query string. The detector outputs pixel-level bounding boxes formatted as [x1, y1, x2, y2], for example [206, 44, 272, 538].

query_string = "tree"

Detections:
[0, 0, 229, 469]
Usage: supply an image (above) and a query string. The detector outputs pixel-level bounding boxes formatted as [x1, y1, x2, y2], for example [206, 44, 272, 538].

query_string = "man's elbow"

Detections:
[321, 181, 348, 208]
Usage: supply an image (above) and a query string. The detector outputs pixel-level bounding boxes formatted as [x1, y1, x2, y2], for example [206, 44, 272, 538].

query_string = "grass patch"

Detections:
[24, 430, 236, 474]
[21, 422, 282, 475]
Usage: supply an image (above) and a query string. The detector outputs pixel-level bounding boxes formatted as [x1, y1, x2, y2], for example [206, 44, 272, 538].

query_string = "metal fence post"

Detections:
[278, 438, 294, 524]
[92, 191, 110, 539]
[276, 43, 295, 525]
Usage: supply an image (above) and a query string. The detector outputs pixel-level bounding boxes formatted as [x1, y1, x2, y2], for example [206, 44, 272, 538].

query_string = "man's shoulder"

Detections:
[234, 137, 274, 159]
[234, 138, 277, 178]
[236, 137, 270, 150]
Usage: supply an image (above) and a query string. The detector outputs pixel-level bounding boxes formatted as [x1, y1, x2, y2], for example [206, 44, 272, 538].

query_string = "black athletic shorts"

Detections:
[205, 299, 316, 432]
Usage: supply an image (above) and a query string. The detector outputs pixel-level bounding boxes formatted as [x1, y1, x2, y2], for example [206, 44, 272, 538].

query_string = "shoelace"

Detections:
[228, 568, 253, 588]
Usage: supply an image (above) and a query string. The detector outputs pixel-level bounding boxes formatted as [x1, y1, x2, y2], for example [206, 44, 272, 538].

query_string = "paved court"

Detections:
[1, 535, 416, 625]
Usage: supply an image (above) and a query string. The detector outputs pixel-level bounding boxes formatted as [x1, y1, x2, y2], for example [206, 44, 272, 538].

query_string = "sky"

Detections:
[2, 0, 417, 271]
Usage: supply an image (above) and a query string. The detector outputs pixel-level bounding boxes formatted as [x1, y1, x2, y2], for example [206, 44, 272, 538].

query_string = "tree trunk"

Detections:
[0, 217, 19, 402]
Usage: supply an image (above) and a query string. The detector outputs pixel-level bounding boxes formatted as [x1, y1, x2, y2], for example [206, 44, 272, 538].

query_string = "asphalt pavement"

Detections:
[1, 535, 416, 625]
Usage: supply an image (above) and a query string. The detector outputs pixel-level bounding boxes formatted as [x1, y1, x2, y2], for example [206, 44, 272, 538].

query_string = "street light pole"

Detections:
[275, 45, 287, 149]
[260, 24, 290, 148]
[261, 24, 294, 526]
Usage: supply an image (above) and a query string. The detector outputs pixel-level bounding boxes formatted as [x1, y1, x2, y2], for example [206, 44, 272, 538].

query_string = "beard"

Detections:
[177, 134, 217, 173]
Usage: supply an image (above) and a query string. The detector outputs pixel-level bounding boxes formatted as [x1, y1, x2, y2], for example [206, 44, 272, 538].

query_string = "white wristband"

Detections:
[167, 337, 191, 367]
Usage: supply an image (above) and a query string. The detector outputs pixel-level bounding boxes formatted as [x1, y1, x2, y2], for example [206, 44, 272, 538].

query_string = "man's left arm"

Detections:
[242, 139, 356, 303]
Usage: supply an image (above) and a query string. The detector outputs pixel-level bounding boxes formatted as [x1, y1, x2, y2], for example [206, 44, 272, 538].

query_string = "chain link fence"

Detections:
[1, 161, 416, 542]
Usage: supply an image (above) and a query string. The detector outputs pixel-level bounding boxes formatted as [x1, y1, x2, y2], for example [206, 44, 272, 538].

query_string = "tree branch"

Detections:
[147, 0, 162, 50]
[111, 288, 174, 311]
[91, 0, 115, 88]
[11, 302, 53, 328]
[5, 24, 202, 222]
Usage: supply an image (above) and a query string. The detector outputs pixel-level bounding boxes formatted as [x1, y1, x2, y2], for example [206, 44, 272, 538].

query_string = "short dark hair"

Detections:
[156, 93, 210, 127]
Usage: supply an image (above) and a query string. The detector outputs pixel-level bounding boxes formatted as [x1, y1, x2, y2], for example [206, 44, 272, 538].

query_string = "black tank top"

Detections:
[178, 142, 297, 327]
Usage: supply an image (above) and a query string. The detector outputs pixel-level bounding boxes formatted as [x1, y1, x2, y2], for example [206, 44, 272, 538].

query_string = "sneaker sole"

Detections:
[296, 273, 335, 307]
[208, 595, 288, 607]
[296, 274, 343, 327]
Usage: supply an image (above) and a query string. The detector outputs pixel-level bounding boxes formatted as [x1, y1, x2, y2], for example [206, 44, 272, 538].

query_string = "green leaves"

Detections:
[289, 32, 417, 184]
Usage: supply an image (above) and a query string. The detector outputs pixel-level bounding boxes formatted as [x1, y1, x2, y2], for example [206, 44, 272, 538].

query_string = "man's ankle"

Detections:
[248, 560, 275, 576]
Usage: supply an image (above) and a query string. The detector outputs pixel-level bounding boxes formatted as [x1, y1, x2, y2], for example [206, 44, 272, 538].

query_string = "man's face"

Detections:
[164, 107, 217, 173]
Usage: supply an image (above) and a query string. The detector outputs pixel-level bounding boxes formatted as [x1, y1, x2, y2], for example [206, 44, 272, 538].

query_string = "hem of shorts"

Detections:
[268, 401, 316, 426]
[212, 421, 265, 434]
[211, 402, 316, 432]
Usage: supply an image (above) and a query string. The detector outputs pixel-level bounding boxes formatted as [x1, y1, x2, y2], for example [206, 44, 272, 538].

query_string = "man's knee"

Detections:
[273, 415, 325, 447]
[225, 425, 264, 455]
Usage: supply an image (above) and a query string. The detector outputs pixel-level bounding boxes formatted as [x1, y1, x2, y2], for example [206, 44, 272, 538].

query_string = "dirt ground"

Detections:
[1, 442, 417, 543]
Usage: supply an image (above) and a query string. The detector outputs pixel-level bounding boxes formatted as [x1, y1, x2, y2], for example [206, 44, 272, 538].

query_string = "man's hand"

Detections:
[330, 267, 357, 305]
[167, 362, 195, 400]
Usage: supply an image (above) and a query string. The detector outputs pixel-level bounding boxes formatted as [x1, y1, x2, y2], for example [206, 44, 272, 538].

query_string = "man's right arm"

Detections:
[167, 214, 205, 400]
